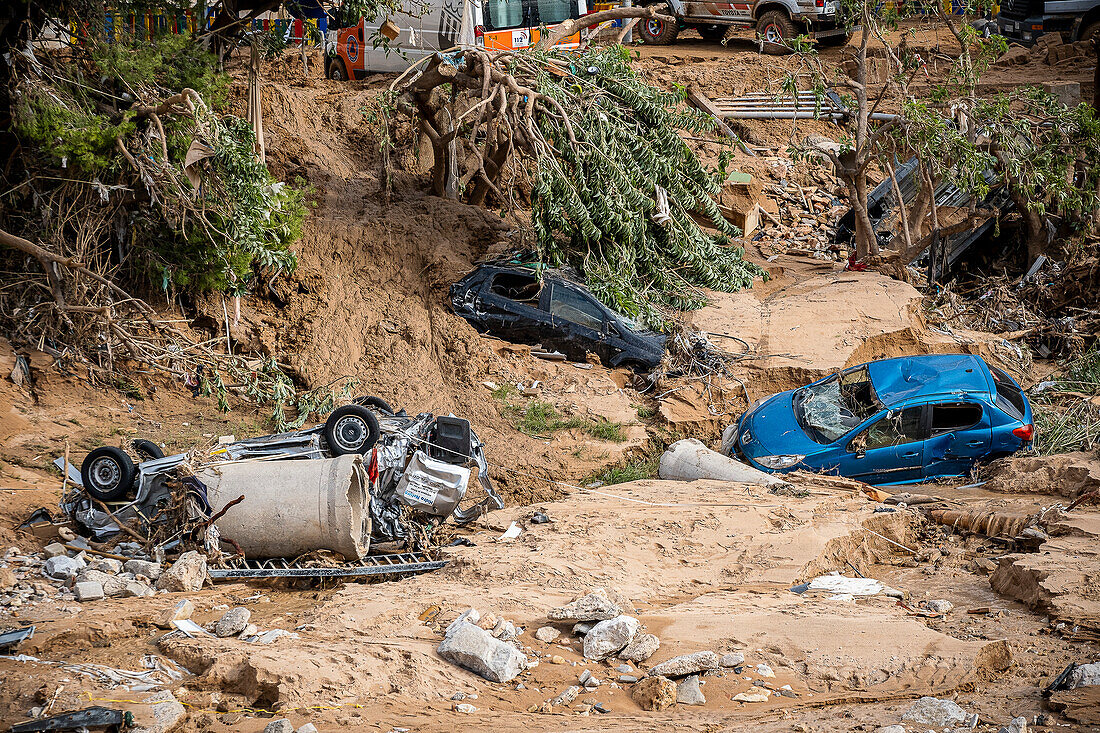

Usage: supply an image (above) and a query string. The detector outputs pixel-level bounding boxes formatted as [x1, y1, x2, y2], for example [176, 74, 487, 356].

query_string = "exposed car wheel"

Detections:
[327, 58, 349, 81]
[324, 405, 381, 455]
[756, 10, 799, 53]
[131, 439, 165, 462]
[1080, 21, 1100, 43]
[80, 447, 136, 502]
[697, 24, 728, 42]
[354, 395, 395, 415]
[639, 7, 680, 45]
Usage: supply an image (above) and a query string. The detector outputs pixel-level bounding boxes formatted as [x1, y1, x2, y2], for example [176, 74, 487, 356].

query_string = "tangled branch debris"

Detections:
[388, 45, 764, 329]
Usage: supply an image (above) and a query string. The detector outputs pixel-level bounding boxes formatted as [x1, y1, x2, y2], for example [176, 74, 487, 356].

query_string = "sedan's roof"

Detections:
[867, 354, 992, 407]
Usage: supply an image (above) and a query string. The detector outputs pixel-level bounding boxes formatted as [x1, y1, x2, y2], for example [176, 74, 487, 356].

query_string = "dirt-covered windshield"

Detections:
[794, 366, 883, 444]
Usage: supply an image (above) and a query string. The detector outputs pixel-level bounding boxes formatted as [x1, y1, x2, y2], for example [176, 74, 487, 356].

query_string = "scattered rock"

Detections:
[297, 725, 318, 733]
[631, 675, 677, 711]
[578, 669, 593, 685]
[902, 696, 969, 728]
[240, 624, 259, 638]
[91, 558, 123, 574]
[74, 581, 104, 602]
[437, 621, 527, 683]
[756, 663, 775, 678]
[874, 726, 905, 733]
[77, 569, 127, 597]
[216, 607, 252, 637]
[921, 599, 954, 614]
[720, 652, 745, 667]
[572, 622, 593, 636]
[134, 690, 186, 733]
[262, 720, 294, 733]
[491, 618, 517, 641]
[454, 703, 476, 713]
[153, 599, 195, 629]
[548, 655, 566, 665]
[44, 555, 81, 580]
[583, 615, 640, 660]
[619, 675, 639, 683]
[548, 587, 622, 622]
[999, 716, 1027, 733]
[124, 559, 163, 580]
[0, 567, 17, 590]
[647, 651, 720, 679]
[732, 686, 771, 703]
[534, 626, 560, 643]
[676, 675, 705, 705]
[620, 632, 660, 663]
[156, 551, 208, 593]
[445, 608, 480, 636]
[44, 542, 68, 558]
[476, 612, 498, 630]
[552, 685, 581, 706]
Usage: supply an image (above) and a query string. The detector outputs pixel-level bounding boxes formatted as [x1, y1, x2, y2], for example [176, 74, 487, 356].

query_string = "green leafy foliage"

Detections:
[525, 46, 764, 329]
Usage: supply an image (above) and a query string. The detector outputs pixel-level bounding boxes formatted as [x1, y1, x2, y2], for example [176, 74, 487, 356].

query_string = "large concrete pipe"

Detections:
[199, 454, 370, 560]
[658, 438, 791, 487]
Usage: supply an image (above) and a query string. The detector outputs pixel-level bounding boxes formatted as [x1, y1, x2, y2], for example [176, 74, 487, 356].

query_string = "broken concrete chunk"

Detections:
[262, 720, 294, 733]
[74, 581, 104, 602]
[732, 685, 771, 703]
[215, 607, 252, 637]
[756, 663, 775, 678]
[296, 725, 318, 733]
[620, 632, 660, 663]
[0, 567, 16, 591]
[132, 689, 186, 733]
[91, 558, 123, 574]
[125, 581, 154, 598]
[582, 615, 640, 660]
[676, 675, 705, 705]
[156, 551, 207, 593]
[921, 599, 954, 614]
[901, 696, 968, 728]
[153, 599, 195, 629]
[44, 555, 81, 580]
[1069, 662, 1100, 688]
[647, 651, 720, 679]
[240, 623, 259, 638]
[548, 587, 621, 622]
[552, 685, 581, 706]
[631, 675, 677, 711]
[77, 569, 127, 597]
[437, 621, 527, 683]
[491, 618, 517, 641]
[873, 726, 905, 733]
[1000, 716, 1028, 733]
[572, 622, 593, 636]
[720, 652, 745, 667]
[124, 559, 163, 581]
[534, 626, 560, 643]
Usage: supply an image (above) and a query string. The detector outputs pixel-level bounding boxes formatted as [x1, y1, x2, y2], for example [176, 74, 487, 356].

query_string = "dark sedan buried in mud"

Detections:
[449, 264, 668, 378]
[723, 354, 1034, 485]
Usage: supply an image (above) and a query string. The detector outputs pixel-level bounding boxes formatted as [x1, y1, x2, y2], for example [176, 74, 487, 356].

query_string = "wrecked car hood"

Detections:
[740, 391, 822, 459]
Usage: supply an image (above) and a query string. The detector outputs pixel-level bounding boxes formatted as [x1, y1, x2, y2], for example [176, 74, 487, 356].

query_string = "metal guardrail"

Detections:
[208, 552, 447, 579]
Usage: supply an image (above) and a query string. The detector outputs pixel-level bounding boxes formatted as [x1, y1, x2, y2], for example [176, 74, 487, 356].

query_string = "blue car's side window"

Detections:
[850, 406, 924, 452]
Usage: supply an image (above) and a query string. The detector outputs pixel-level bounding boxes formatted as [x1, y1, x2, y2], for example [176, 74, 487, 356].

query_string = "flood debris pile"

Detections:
[31, 398, 501, 602]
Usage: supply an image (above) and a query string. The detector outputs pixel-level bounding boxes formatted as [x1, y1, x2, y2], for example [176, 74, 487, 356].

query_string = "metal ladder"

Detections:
[208, 551, 447, 579]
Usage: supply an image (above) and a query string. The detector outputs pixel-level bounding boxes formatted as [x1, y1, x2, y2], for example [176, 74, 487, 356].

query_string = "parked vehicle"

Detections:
[449, 263, 668, 375]
[637, 0, 852, 52]
[325, 0, 589, 78]
[723, 354, 1034, 485]
[995, 0, 1100, 45]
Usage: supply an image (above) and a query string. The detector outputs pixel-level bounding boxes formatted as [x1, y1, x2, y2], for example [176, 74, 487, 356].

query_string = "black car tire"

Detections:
[757, 10, 798, 53]
[81, 447, 136, 502]
[697, 24, 728, 42]
[324, 405, 381, 456]
[132, 439, 165, 462]
[1080, 21, 1100, 43]
[354, 395, 395, 415]
[639, 6, 680, 45]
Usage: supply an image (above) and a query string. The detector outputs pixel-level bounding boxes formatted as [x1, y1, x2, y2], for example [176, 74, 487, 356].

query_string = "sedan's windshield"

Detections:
[794, 366, 883, 444]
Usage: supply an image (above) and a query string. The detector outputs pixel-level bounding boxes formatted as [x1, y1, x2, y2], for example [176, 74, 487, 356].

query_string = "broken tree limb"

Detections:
[685, 86, 756, 157]
[532, 6, 667, 51]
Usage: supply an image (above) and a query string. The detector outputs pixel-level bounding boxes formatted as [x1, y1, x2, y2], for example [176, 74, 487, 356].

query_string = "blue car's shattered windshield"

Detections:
[794, 366, 883, 444]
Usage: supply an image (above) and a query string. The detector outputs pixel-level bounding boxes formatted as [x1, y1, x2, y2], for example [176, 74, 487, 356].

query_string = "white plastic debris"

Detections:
[499, 522, 522, 542]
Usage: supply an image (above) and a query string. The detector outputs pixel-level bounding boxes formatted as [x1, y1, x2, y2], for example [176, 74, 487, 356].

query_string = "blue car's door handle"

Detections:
[901, 451, 919, 458]
[966, 440, 984, 446]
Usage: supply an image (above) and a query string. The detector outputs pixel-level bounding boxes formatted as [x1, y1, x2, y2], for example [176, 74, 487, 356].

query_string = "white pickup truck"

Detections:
[637, 0, 852, 52]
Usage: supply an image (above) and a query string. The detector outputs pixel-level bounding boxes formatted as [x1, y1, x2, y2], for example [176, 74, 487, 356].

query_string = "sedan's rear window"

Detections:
[990, 367, 1026, 420]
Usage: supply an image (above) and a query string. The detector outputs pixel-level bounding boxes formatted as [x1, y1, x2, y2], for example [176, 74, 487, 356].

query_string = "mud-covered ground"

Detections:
[2, 20, 1099, 733]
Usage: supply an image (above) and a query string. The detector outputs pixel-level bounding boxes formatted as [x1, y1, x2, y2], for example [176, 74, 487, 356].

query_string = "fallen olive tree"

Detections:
[387, 39, 764, 328]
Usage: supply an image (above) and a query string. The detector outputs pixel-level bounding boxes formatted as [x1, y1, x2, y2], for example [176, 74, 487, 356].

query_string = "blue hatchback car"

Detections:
[727, 355, 1034, 485]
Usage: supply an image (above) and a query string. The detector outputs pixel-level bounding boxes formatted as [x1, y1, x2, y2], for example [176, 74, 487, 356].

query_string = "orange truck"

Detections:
[325, 0, 590, 78]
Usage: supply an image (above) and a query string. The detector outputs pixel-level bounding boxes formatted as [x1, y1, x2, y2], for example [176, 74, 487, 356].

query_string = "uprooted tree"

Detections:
[387, 20, 764, 329]
[791, 0, 1100, 266]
